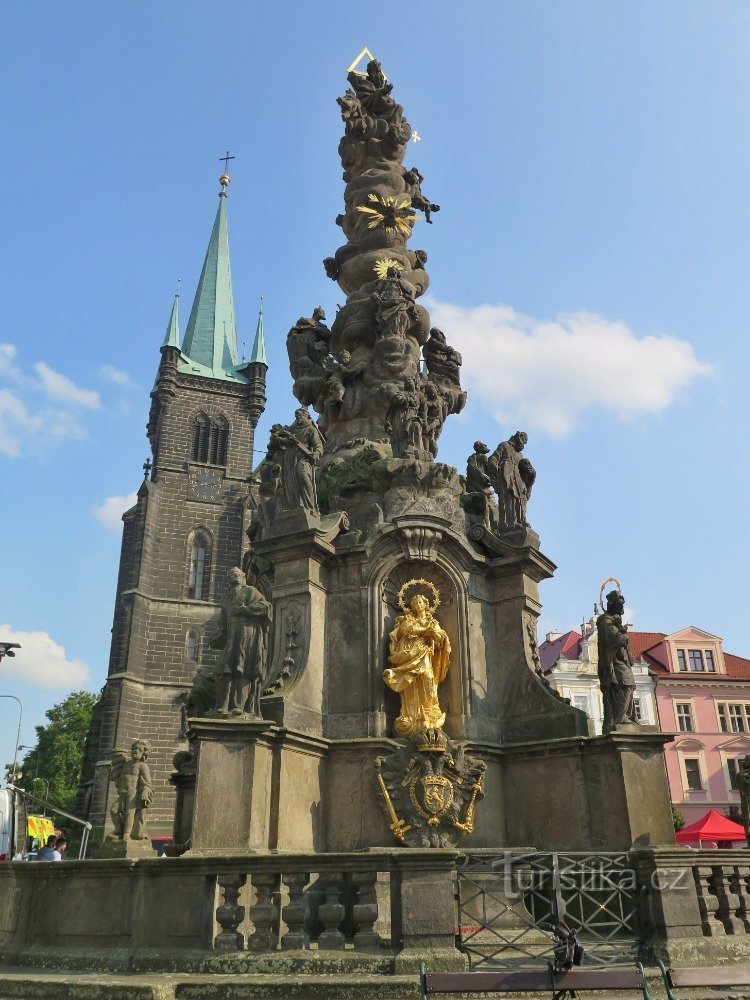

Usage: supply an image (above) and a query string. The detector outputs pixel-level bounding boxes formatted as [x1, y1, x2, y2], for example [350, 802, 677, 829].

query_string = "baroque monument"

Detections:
[171, 55, 673, 858]
[3, 54, 739, 993]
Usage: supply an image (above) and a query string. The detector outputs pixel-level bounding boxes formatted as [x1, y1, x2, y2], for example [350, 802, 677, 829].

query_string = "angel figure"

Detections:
[109, 739, 154, 840]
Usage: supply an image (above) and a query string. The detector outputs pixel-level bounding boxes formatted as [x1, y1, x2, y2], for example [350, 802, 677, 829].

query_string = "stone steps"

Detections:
[1, 966, 745, 1000]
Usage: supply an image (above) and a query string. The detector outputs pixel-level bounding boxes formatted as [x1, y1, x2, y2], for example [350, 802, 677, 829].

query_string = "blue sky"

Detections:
[1, 1, 749, 773]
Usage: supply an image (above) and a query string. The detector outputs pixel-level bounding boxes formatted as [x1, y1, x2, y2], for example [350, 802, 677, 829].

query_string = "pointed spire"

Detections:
[180, 171, 240, 380]
[249, 298, 268, 365]
[162, 285, 180, 349]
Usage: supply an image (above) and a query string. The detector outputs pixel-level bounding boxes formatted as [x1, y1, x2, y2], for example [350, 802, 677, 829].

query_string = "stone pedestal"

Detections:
[96, 835, 154, 859]
[392, 851, 468, 972]
[500, 730, 675, 850]
[189, 717, 276, 855]
[169, 763, 196, 849]
[188, 717, 328, 853]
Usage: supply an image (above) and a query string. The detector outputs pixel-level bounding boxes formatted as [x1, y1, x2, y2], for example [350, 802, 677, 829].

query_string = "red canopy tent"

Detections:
[676, 809, 746, 845]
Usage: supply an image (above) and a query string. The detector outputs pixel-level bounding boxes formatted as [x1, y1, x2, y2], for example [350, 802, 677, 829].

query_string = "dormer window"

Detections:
[676, 648, 717, 672]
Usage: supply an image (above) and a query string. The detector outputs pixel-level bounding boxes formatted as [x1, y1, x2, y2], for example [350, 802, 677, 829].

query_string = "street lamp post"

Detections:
[0, 695, 23, 783]
[32, 777, 50, 815]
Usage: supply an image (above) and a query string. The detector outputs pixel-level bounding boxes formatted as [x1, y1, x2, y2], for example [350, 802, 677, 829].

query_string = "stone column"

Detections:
[188, 717, 276, 854]
[392, 850, 467, 972]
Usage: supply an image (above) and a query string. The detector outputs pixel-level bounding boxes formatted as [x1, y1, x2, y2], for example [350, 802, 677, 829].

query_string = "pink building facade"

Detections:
[540, 623, 750, 832]
[637, 627, 750, 828]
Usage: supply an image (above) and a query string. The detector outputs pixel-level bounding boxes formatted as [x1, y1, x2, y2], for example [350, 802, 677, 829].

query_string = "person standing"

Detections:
[36, 834, 61, 861]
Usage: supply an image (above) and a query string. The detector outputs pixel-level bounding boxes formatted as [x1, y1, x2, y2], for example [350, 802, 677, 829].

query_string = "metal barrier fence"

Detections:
[457, 851, 640, 969]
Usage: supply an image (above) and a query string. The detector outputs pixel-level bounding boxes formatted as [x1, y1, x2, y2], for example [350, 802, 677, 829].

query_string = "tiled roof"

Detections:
[628, 632, 666, 658]
[539, 630, 581, 673]
[725, 653, 750, 679]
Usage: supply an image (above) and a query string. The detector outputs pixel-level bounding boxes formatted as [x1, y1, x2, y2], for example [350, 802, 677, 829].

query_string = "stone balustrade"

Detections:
[212, 855, 386, 953]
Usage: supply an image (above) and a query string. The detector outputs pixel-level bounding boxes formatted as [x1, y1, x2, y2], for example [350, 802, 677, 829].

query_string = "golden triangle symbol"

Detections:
[347, 46, 382, 76]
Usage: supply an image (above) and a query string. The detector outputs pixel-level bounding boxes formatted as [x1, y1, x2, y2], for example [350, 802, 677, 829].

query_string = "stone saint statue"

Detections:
[489, 431, 536, 529]
[739, 755, 750, 846]
[383, 587, 451, 738]
[274, 408, 325, 514]
[596, 589, 638, 732]
[385, 377, 427, 458]
[109, 740, 154, 840]
[210, 567, 273, 717]
[372, 266, 418, 340]
[464, 441, 495, 530]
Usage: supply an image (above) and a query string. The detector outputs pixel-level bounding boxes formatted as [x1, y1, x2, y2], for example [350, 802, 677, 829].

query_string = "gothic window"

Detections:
[192, 413, 210, 463]
[191, 413, 229, 466]
[185, 629, 199, 661]
[209, 416, 228, 466]
[187, 533, 210, 600]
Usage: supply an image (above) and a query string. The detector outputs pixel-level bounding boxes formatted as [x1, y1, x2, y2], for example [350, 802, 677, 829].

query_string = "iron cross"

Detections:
[219, 150, 235, 172]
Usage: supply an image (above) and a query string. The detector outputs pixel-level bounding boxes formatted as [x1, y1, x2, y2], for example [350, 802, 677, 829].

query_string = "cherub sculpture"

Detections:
[109, 739, 154, 841]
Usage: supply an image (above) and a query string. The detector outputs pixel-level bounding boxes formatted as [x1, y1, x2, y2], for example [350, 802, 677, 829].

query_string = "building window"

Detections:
[677, 649, 687, 671]
[192, 413, 210, 462]
[684, 758, 703, 791]
[191, 413, 229, 466]
[704, 650, 716, 672]
[688, 649, 704, 672]
[187, 535, 209, 599]
[727, 758, 741, 792]
[186, 630, 199, 662]
[633, 697, 642, 722]
[209, 416, 228, 466]
[676, 703, 694, 732]
[570, 695, 589, 714]
[717, 703, 750, 733]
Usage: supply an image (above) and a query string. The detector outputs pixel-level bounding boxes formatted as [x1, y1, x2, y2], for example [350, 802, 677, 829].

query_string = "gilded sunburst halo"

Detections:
[356, 193, 416, 237]
[373, 257, 404, 279]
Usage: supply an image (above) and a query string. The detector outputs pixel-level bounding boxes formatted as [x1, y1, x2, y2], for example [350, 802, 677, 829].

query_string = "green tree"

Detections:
[10, 691, 99, 817]
[725, 805, 743, 825]
[671, 803, 685, 831]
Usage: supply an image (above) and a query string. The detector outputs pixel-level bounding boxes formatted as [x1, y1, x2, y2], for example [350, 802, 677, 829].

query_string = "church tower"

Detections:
[82, 169, 267, 838]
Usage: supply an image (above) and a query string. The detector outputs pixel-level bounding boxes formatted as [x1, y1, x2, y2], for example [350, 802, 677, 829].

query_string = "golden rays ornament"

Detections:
[356, 194, 416, 237]
[373, 257, 404, 279]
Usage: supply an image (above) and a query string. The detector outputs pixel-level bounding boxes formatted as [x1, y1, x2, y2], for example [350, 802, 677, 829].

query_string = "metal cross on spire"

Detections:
[219, 150, 235, 196]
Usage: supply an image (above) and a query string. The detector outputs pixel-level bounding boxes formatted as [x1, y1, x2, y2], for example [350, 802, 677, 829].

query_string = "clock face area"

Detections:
[188, 469, 223, 503]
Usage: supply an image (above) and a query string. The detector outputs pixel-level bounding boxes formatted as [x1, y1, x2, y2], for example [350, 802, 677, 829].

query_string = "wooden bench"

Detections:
[420, 963, 653, 999]
[658, 961, 750, 1000]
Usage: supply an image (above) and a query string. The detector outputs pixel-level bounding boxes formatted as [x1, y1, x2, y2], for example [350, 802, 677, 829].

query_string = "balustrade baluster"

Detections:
[713, 865, 741, 934]
[247, 872, 279, 952]
[318, 871, 345, 949]
[215, 872, 246, 950]
[694, 865, 720, 936]
[281, 872, 311, 950]
[352, 870, 381, 950]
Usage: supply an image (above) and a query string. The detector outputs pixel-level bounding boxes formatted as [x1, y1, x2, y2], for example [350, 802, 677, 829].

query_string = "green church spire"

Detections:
[179, 170, 244, 382]
[249, 300, 268, 365]
[162, 288, 180, 348]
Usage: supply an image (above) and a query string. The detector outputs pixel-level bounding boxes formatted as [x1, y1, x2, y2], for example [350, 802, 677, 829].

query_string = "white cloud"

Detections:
[0, 346, 100, 458]
[99, 364, 134, 388]
[0, 344, 21, 381]
[0, 625, 90, 689]
[0, 389, 42, 457]
[33, 362, 100, 410]
[94, 492, 138, 530]
[427, 300, 713, 437]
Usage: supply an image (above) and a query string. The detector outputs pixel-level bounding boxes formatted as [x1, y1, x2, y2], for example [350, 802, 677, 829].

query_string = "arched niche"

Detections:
[369, 552, 471, 740]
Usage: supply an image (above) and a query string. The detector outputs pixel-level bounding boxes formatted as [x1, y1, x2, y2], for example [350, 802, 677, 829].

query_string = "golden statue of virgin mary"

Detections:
[383, 580, 451, 738]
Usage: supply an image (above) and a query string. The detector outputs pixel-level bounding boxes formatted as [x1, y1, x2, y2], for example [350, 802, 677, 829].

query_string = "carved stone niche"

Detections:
[379, 560, 467, 741]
